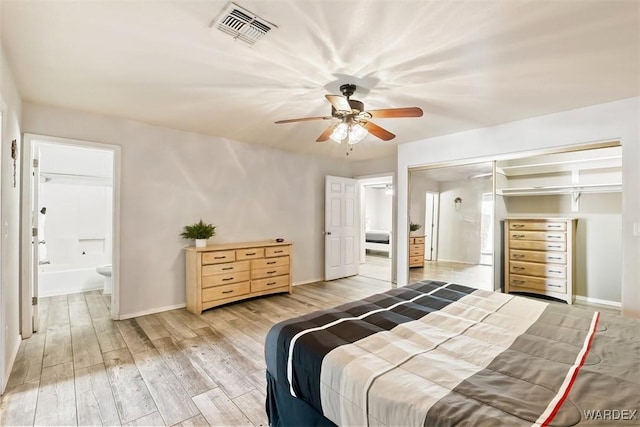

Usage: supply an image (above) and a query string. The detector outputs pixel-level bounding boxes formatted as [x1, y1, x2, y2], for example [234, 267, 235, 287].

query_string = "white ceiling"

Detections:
[2, 0, 638, 160]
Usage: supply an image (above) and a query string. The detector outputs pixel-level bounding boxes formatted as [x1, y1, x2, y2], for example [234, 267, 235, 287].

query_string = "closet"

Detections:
[496, 144, 622, 304]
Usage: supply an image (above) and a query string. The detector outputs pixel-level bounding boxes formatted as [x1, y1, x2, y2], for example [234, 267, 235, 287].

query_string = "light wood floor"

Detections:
[0, 277, 391, 427]
[0, 269, 619, 426]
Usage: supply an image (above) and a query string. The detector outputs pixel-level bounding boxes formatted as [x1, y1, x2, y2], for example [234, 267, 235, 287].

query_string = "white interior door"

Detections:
[425, 192, 440, 261]
[30, 145, 40, 332]
[325, 176, 359, 280]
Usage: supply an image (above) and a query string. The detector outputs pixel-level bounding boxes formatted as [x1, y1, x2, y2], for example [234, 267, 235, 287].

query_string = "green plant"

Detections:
[180, 219, 216, 240]
[409, 222, 422, 232]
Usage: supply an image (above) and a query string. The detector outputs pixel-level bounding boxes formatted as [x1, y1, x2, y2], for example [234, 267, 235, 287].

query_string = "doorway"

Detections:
[21, 134, 120, 337]
[358, 175, 393, 282]
[424, 192, 440, 261]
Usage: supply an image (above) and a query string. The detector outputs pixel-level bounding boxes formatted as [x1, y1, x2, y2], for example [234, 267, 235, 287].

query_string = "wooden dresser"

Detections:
[504, 218, 576, 304]
[184, 240, 292, 314]
[409, 235, 426, 268]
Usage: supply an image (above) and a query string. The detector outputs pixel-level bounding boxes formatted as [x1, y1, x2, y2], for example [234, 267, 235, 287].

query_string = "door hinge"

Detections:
[32, 296, 38, 306]
[33, 158, 39, 168]
[32, 227, 38, 237]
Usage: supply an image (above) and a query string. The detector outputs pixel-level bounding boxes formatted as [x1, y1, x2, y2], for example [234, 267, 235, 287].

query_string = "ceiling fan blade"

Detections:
[366, 107, 423, 119]
[316, 124, 338, 142]
[363, 121, 396, 141]
[275, 116, 332, 124]
[325, 95, 352, 112]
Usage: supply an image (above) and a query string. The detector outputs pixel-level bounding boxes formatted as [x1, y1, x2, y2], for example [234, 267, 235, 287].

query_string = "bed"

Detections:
[365, 229, 391, 255]
[265, 280, 639, 426]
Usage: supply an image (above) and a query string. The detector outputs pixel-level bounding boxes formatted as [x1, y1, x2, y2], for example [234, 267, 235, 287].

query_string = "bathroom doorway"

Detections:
[21, 134, 120, 336]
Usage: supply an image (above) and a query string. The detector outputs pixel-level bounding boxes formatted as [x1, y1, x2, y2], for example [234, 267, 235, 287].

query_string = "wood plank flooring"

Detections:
[0, 279, 389, 426]
[0, 269, 618, 426]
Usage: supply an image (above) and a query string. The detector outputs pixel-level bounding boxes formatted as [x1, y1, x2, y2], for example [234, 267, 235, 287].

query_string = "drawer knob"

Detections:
[548, 284, 561, 288]
[214, 256, 226, 259]
[547, 236, 562, 239]
[513, 224, 525, 228]
[267, 261, 276, 265]
[222, 290, 234, 294]
[513, 234, 525, 238]
[548, 270, 563, 274]
[245, 252, 256, 256]
[222, 277, 234, 281]
[513, 266, 525, 271]
[513, 280, 525, 285]
[267, 270, 277, 274]
[549, 257, 562, 260]
[549, 245, 562, 248]
[549, 225, 562, 228]
[267, 282, 276, 286]
[513, 254, 525, 258]
[274, 250, 283, 253]
[222, 267, 233, 270]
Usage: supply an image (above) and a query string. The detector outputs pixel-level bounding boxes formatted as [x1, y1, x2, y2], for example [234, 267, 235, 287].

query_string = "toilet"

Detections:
[96, 264, 112, 295]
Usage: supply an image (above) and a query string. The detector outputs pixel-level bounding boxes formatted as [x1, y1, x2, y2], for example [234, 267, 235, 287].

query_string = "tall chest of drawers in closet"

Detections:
[504, 218, 576, 304]
[185, 240, 292, 314]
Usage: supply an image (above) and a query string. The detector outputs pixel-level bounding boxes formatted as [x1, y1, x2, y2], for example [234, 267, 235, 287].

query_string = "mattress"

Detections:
[264, 280, 639, 426]
[365, 230, 390, 244]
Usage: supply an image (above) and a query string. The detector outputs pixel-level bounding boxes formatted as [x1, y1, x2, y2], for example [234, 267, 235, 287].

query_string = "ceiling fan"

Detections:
[275, 84, 423, 145]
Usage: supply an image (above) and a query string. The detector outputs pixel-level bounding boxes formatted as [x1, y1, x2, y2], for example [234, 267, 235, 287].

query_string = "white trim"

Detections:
[117, 303, 186, 320]
[0, 97, 6, 393]
[293, 278, 324, 286]
[574, 295, 621, 308]
[21, 134, 121, 334]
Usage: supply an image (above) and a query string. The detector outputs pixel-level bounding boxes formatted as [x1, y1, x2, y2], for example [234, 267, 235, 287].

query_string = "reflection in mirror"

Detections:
[408, 162, 494, 291]
[496, 145, 622, 305]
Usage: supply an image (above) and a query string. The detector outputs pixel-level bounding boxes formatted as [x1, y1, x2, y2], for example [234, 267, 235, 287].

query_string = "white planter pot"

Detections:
[195, 239, 207, 248]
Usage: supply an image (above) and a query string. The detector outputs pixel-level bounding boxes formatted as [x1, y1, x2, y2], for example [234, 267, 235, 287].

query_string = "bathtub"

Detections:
[39, 263, 104, 297]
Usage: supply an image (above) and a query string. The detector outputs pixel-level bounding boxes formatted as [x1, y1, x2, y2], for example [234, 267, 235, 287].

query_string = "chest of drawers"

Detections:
[504, 218, 576, 304]
[185, 240, 292, 314]
[409, 235, 426, 268]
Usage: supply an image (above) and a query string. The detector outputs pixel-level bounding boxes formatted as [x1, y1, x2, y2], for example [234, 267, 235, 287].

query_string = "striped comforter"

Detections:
[265, 280, 639, 426]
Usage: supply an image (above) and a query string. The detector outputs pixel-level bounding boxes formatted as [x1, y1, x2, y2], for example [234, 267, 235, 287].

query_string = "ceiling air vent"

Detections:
[210, 2, 277, 45]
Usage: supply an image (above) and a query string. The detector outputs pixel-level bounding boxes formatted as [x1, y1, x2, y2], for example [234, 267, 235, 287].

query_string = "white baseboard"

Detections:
[40, 285, 104, 298]
[574, 295, 621, 308]
[293, 278, 324, 286]
[117, 303, 186, 320]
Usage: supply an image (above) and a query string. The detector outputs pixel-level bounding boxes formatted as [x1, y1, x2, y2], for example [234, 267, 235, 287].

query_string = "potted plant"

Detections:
[180, 219, 216, 247]
[410, 222, 422, 235]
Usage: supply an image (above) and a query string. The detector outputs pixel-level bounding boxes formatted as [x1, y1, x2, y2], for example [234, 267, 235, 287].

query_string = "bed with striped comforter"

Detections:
[264, 280, 639, 426]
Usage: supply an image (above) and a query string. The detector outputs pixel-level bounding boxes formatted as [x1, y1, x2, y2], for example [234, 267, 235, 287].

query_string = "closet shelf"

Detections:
[497, 182, 622, 197]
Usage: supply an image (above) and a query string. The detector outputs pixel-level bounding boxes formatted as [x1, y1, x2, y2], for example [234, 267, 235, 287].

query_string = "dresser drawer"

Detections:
[509, 221, 567, 232]
[509, 231, 566, 242]
[510, 250, 566, 264]
[202, 261, 250, 276]
[510, 261, 566, 279]
[202, 282, 250, 302]
[202, 270, 250, 288]
[410, 245, 424, 255]
[413, 237, 425, 244]
[409, 256, 423, 266]
[252, 265, 289, 279]
[251, 275, 290, 292]
[266, 245, 290, 258]
[509, 240, 567, 252]
[509, 275, 566, 293]
[236, 247, 265, 260]
[202, 250, 236, 265]
[252, 256, 289, 270]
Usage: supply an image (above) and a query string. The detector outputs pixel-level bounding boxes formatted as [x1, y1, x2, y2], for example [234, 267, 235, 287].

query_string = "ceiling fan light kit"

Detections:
[275, 84, 424, 155]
